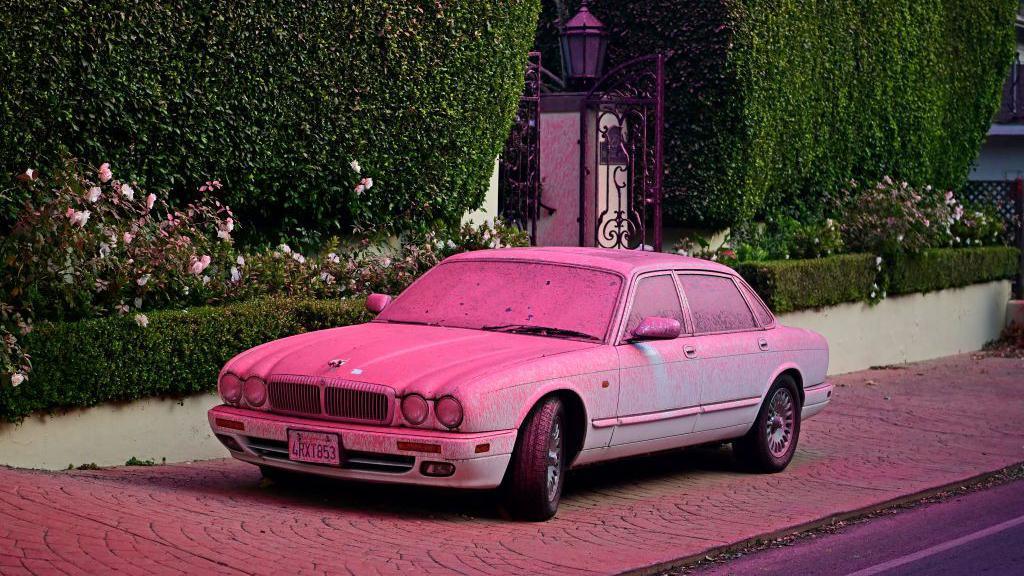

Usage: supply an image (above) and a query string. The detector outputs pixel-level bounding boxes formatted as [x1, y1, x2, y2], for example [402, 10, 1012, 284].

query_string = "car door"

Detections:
[676, 272, 765, 433]
[609, 272, 702, 447]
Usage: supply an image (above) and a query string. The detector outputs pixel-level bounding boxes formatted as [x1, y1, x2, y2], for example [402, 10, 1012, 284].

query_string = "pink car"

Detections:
[209, 247, 831, 520]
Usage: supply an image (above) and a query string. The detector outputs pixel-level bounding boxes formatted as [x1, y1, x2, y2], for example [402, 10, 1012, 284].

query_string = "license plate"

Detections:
[287, 430, 340, 466]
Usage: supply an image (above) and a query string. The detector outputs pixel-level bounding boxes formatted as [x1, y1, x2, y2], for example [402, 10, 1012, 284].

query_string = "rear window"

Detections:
[677, 274, 757, 334]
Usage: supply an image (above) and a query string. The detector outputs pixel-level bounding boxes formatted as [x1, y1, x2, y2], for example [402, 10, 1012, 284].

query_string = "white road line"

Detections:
[844, 513, 1024, 576]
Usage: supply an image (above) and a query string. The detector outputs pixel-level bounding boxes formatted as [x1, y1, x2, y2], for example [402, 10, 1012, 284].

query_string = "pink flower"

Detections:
[199, 180, 223, 193]
[134, 314, 149, 328]
[98, 163, 112, 183]
[68, 209, 91, 227]
[121, 183, 135, 201]
[145, 193, 156, 211]
[123, 232, 134, 244]
[354, 183, 365, 195]
[189, 254, 212, 275]
[360, 177, 374, 190]
[86, 187, 102, 202]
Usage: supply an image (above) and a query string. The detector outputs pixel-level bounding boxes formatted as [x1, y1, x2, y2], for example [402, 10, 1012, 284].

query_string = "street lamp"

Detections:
[559, 0, 608, 88]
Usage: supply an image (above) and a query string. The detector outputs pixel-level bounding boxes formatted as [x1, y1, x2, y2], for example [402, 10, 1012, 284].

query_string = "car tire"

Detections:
[502, 396, 566, 521]
[733, 375, 802, 473]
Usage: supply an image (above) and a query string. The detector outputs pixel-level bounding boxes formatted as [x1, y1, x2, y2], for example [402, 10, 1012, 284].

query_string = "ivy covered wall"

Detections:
[538, 0, 1019, 226]
[0, 1, 541, 242]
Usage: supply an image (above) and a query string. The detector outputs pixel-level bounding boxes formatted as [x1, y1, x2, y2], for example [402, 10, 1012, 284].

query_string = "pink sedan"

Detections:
[209, 247, 831, 520]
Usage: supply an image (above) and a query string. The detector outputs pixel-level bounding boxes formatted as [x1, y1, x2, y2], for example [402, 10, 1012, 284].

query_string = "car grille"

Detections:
[266, 376, 393, 425]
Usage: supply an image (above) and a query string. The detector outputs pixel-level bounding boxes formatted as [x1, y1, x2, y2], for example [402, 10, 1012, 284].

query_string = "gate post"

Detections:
[1016, 177, 1024, 299]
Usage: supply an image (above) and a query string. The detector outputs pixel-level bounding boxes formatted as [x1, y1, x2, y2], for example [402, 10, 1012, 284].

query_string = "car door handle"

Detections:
[758, 338, 769, 351]
[683, 345, 697, 359]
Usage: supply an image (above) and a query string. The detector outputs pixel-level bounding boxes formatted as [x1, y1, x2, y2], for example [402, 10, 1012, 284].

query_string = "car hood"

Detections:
[224, 321, 600, 397]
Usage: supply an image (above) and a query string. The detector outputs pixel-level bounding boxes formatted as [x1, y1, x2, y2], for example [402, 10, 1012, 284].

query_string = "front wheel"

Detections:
[502, 397, 566, 521]
[733, 375, 801, 473]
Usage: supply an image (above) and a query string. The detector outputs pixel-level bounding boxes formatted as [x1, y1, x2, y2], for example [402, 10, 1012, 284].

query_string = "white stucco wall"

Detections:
[0, 280, 1010, 470]
[462, 157, 500, 226]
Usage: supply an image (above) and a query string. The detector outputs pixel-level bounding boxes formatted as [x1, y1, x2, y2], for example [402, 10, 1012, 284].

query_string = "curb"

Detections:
[620, 461, 1024, 576]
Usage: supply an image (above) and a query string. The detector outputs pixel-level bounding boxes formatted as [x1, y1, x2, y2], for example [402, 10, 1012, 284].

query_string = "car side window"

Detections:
[677, 274, 757, 334]
[738, 281, 774, 327]
[624, 274, 685, 336]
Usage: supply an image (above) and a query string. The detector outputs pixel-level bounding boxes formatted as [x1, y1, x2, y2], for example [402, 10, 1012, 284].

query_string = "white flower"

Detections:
[291, 252, 306, 264]
[86, 187, 102, 202]
[121, 184, 135, 201]
[278, 244, 291, 254]
[236, 255, 245, 266]
[897, 234, 904, 242]
[182, 286, 190, 296]
[445, 239, 456, 250]
[136, 274, 150, 286]
[202, 275, 211, 285]
[230, 266, 242, 283]
[870, 291, 876, 299]
[350, 159, 361, 174]
[69, 209, 91, 228]
[134, 297, 143, 309]
[327, 252, 340, 264]
[319, 271, 335, 284]
[134, 313, 149, 328]
[217, 229, 231, 241]
[10, 373, 25, 387]
[875, 256, 883, 266]
[99, 242, 111, 258]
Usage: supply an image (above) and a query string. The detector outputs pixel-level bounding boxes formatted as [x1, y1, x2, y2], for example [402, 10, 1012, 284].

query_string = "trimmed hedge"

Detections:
[0, 298, 370, 423]
[888, 247, 1021, 296]
[538, 1, 1018, 226]
[0, 1, 540, 240]
[736, 254, 877, 314]
[737, 247, 1021, 313]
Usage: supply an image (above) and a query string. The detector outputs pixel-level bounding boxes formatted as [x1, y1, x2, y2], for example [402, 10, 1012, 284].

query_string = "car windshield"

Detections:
[375, 260, 622, 342]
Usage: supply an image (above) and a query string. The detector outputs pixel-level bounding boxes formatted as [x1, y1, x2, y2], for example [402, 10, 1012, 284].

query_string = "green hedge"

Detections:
[737, 247, 1020, 313]
[736, 254, 877, 314]
[0, 1, 540, 240]
[538, 1, 1017, 226]
[0, 298, 370, 423]
[888, 247, 1021, 296]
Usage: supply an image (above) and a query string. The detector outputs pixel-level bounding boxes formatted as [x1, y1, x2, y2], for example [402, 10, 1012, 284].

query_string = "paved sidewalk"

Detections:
[1, 354, 1022, 576]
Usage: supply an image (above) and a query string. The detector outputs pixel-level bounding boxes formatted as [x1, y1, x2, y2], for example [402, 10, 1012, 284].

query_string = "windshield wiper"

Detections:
[481, 324, 600, 341]
[382, 319, 439, 326]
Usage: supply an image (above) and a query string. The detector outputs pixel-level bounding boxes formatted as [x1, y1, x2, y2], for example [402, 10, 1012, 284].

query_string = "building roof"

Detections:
[445, 246, 736, 277]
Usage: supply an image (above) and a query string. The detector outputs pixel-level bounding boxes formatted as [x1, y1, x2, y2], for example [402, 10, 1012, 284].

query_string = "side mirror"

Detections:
[366, 293, 392, 314]
[631, 316, 681, 341]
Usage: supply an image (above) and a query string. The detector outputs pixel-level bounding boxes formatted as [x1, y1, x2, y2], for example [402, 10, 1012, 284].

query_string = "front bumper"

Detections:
[208, 405, 516, 489]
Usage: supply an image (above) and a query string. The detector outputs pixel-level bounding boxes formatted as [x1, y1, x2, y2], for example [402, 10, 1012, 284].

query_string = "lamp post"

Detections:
[559, 0, 609, 89]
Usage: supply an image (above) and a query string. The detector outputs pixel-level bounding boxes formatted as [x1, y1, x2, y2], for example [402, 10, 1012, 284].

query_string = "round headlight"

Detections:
[219, 373, 243, 404]
[401, 394, 429, 425]
[434, 396, 463, 429]
[243, 376, 267, 407]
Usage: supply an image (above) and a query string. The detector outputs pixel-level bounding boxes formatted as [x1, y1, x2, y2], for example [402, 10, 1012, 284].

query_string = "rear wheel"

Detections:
[502, 397, 566, 521]
[734, 375, 801, 472]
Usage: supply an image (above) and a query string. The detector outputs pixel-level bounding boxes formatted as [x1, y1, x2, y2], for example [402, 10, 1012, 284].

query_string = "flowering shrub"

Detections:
[0, 159, 529, 388]
[2, 159, 236, 323]
[675, 216, 844, 266]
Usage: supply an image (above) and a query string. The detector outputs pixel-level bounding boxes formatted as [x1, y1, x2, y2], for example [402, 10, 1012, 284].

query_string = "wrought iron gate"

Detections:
[580, 54, 664, 250]
[498, 52, 542, 244]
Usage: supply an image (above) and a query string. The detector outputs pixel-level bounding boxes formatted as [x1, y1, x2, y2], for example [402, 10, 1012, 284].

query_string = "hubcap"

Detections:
[766, 388, 795, 458]
[546, 420, 563, 501]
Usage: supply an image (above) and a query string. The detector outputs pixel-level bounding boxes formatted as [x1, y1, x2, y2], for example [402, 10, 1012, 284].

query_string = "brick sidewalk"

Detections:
[1, 354, 1022, 575]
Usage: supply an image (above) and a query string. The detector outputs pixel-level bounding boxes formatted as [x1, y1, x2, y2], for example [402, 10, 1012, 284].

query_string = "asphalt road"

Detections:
[692, 478, 1024, 576]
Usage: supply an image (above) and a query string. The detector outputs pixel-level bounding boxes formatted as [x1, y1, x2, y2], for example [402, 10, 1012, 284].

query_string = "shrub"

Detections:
[537, 1, 1018, 226]
[0, 298, 370, 423]
[0, 1, 541, 241]
[736, 247, 1020, 313]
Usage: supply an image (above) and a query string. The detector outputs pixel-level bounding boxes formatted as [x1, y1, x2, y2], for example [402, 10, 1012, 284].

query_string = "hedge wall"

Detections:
[0, 298, 370, 423]
[737, 247, 1020, 313]
[538, 1, 1018, 226]
[0, 1, 540, 241]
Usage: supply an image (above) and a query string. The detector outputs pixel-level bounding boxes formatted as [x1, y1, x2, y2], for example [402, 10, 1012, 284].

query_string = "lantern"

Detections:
[559, 1, 608, 87]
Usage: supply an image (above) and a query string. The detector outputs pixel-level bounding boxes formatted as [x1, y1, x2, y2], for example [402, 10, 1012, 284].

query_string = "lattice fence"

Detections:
[960, 179, 1022, 231]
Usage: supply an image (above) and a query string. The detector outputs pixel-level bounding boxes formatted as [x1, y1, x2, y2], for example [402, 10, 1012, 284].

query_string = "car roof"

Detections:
[444, 247, 737, 277]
